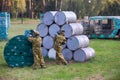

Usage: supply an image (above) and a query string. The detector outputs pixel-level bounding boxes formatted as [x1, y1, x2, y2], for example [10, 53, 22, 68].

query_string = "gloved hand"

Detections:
[62, 42, 65, 45]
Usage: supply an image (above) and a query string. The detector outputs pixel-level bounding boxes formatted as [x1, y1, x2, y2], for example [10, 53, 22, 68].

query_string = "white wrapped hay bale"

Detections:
[37, 23, 48, 37]
[67, 35, 89, 50]
[48, 48, 56, 59]
[43, 11, 57, 25]
[55, 11, 77, 25]
[62, 48, 73, 61]
[49, 24, 60, 37]
[61, 23, 83, 38]
[37, 11, 96, 63]
[42, 47, 48, 57]
[73, 47, 95, 62]
[43, 36, 54, 49]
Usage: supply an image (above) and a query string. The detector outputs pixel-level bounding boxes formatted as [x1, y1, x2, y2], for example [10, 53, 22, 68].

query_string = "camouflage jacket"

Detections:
[54, 35, 66, 50]
[28, 36, 42, 47]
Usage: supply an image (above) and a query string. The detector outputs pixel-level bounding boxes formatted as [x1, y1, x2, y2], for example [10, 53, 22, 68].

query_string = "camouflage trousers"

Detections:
[32, 47, 45, 68]
[56, 52, 68, 65]
[55, 46, 68, 65]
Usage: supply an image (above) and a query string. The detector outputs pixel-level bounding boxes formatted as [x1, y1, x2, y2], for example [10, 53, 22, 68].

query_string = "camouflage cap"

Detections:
[30, 29, 39, 36]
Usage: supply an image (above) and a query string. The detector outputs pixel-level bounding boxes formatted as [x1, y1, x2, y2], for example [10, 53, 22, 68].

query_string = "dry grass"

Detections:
[0, 23, 120, 80]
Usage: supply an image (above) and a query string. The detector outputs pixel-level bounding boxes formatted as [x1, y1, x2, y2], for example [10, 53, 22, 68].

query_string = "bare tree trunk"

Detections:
[15, 11, 18, 18]
[28, 0, 32, 18]
[4, 0, 8, 12]
[7, 0, 11, 13]
[31, 0, 34, 18]
[32, 11, 34, 19]
[29, 0, 32, 18]
[55, 0, 62, 11]
[42, 0, 46, 12]
[55, 0, 57, 10]
[2, 0, 5, 11]
[59, 0, 62, 11]
[21, 12, 23, 24]
[43, 0, 46, 6]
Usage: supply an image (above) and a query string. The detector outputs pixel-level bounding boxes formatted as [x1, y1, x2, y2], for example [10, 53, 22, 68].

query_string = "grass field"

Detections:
[0, 24, 120, 80]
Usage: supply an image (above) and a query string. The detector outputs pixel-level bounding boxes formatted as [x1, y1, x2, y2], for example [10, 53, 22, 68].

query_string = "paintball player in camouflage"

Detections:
[54, 30, 68, 65]
[28, 30, 46, 69]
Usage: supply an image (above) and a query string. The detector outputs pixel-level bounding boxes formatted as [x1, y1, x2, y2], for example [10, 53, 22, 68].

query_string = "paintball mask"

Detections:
[30, 30, 39, 37]
[29, 30, 35, 36]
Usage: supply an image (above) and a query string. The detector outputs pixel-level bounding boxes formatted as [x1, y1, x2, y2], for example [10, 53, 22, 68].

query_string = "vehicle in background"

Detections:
[81, 16, 120, 39]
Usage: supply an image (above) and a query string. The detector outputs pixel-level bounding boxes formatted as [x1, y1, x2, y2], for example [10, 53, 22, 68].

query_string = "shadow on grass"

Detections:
[0, 39, 9, 42]
[0, 63, 10, 69]
[90, 38, 120, 41]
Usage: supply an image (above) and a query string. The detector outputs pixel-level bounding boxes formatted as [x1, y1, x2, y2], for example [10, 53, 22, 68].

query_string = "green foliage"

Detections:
[1, 0, 120, 18]
[99, 0, 120, 15]
[61, 0, 104, 18]
[16, 0, 26, 13]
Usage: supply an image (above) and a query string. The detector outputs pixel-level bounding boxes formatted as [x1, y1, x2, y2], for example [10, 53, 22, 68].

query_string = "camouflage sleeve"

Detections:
[54, 36, 57, 42]
[61, 36, 66, 44]
[40, 37, 42, 44]
[63, 37, 66, 42]
[28, 36, 36, 42]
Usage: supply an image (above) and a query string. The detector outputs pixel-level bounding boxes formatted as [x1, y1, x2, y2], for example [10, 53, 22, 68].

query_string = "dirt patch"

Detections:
[73, 77, 81, 80]
[87, 74, 104, 80]
[0, 77, 2, 80]
[45, 59, 56, 65]
[0, 77, 18, 80]
[45, 59, 76, 65]
[0, 77, 9, 80]
[11, 20, 40, 24]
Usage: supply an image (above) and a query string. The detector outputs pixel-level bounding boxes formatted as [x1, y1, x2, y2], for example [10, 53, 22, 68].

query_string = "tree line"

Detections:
[0, 0, 120, 19]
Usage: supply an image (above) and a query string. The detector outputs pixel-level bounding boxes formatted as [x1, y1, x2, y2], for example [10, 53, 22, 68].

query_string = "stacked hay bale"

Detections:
[37, 11, 95, 62]
[0, 12, 10, 40]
